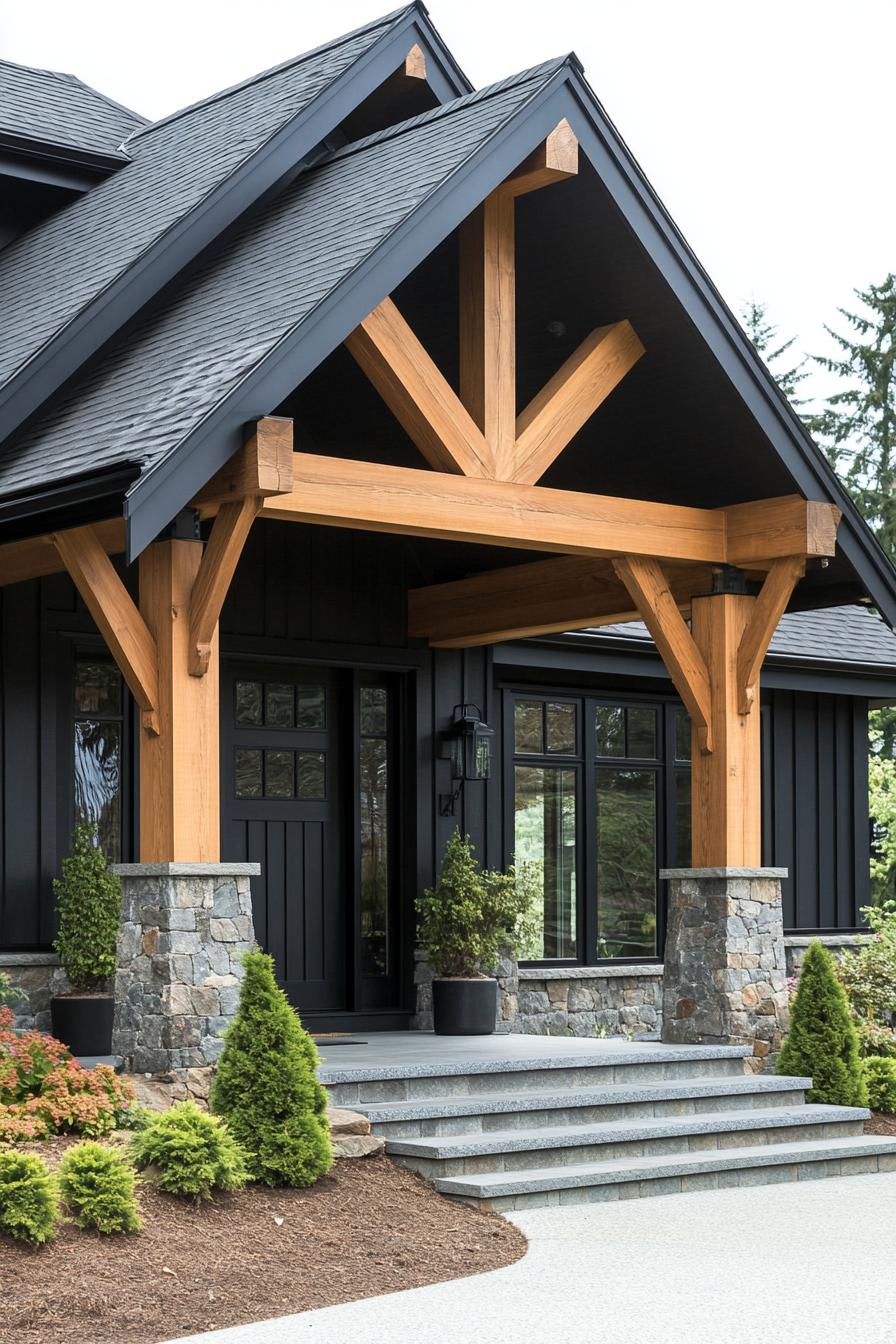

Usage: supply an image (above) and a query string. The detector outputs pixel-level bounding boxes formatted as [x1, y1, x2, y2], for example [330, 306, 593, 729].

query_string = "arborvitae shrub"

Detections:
[129, 1100, 248, 1201]
[211, 949, 332, 1187]
[777, 941, 868, 1106]
[0, 1150, 58, 1245]
[58, 1142, 141, 1233]
[861, 1056, 896, 1113]
[53, 824, 121, 991]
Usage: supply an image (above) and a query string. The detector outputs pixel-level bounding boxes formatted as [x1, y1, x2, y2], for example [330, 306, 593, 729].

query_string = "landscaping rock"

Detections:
[327, 1107, 372, 1137]
[332, 1134, 386, 1159]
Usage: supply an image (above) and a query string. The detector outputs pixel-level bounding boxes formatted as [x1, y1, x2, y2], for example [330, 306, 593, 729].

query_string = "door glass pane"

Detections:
[297, 751, 326, 800]
[74, 721, 121, 860]
[627, 706, 657, 759]
[297, 685, 326, 729]
[235, 680, 263, 726]
[359, 686, 388, 736]
[235, 748, 262, 799]
[265, 749, 295, 798]
[265, 683, 294, 728]
[676, 770, 692, 867]
[675, 707, 692, 762]
[514, 700, 544, 754]
[595, 704, 625, 757]
[74, 661, 120, 716]
[596, 768, 657, 958]
[546, 702, 576, 754]
[360, 737, 388, 975]
[513, 765, 577, 959]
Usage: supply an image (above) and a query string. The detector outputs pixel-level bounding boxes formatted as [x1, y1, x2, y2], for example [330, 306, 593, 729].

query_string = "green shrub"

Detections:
[129, 1100, 248, 1201]
[211, 949, 332, 1188]
[0, 1150, 58, 1245]
[777, 941, 868, 1106]
[53, 824, 121, 991]
[58, 1142, 141, 1234]
[837, 900, 896, 1026]
[0, 971, 25, 1009]
[861, 1056, 896, 1113]
[416, 830, 538, 978]
[857, 1021, 896, 1060]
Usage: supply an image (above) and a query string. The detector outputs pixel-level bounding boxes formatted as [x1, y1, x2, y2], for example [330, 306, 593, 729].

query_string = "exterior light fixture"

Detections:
[439, 703, 495, 816]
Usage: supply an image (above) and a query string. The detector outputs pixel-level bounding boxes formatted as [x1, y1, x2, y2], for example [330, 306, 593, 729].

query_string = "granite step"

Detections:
[352, 1074, 813, 1138]
[386, 1104, 869, 1177]
[434, 1134, 896, 1211]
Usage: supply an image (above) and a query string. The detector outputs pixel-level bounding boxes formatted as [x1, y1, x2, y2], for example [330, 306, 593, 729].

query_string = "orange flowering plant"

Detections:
[0, 1006, 133, 1143]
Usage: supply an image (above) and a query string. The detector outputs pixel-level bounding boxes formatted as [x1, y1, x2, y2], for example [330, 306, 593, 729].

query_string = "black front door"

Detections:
[221, 662, 404, 1023]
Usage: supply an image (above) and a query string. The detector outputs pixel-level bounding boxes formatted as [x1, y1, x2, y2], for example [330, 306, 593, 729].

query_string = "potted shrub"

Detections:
[416, 830, 535, 1035]
[50, 824, 121, 1056]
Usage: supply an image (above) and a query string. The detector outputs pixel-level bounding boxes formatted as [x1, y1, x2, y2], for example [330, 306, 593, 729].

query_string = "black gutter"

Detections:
[0, 4, 469, 449]
[0, 465, 136, 545]
[0, 133, 129, 192]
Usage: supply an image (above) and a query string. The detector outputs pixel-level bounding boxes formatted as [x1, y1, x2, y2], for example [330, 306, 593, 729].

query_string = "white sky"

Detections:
[2, 0, 893, 409]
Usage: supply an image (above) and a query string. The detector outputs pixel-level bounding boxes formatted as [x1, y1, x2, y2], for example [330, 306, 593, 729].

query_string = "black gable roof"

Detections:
[0, 57, 145, 159]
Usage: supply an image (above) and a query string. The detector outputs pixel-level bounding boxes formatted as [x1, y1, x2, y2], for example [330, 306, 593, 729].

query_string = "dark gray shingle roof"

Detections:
[0, 8, 410, 398]
[579, 604, 896, 669]
[0, 57, 144, 156]
[0, 61, 561, 496]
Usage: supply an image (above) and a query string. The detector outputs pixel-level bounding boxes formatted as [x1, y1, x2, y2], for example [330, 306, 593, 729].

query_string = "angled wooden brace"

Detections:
[189, 495, 261, 675]
[613, 554, 713, 753]
[51, 525, 161, 735]
[735, 555, 806, 714]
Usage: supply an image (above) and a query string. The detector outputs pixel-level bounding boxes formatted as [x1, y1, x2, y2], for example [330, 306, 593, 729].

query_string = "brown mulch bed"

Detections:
[0, 1152, 526, 1344]
[866, 1111, 896, 1137]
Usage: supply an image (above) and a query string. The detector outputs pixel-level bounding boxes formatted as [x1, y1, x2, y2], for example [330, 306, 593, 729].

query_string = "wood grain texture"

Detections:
[500, 118, 579, 197]
[189, 495, 260, 675]
[0, 517, 125, 587]
[409, 554, 714, 647]
[513, 321, 645, 484]
[613, 555, 713, 751]
[139, 541, 220, 862]
[725, 496, 840, 565]
[345, 297, 494, 478]
[691, 592, 761, 866]
[404, 43, 426, 78]
[735, 555, 805, 714]
[192, 417, 293, 513]
[459, 194, 516, 479]
[51, 525, 159, 723]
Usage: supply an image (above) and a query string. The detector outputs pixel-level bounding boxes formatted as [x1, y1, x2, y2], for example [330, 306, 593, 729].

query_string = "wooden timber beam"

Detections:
[735, 555, 806, 714]
[724, 496, 839, 568]
[408, 555, 715, 647]
[189, 495, 260, 675]
[255, 452, 839, 569]
[344, 297, 495, 478]
[51, 525, 160, 733]
[499, 118, 579, 197]
[192, 416, 293, 512]
[513, 322, 645, 484]
[613, 555, 713, 752]
[459, 192, 516, 478]
[403, 43, 426, 80]
[0, 517, 124, 588]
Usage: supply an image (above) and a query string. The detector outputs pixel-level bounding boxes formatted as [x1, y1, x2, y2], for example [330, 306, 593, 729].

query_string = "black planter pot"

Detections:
[432, 978, 497, 1036]
[50, 995, 114, 1056]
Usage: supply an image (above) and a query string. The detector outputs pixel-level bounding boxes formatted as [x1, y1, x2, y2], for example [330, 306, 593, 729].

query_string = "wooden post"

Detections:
[689, 591, 761, 867]
[139, 540, 220, 862]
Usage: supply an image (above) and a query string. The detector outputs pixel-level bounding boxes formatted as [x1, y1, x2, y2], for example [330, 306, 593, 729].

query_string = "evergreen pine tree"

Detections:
[741, 298, 808, 403]
[210, 949, 332, 1187]
[777, 941, 868, 1106]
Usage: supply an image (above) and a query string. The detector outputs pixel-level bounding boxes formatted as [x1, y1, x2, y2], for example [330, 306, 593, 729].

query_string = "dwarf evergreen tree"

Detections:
[777, 941, 868, 1106]
[210, 949, 332, 1187]
[53, 824, 121, 991]
[741, 298, 808, 404]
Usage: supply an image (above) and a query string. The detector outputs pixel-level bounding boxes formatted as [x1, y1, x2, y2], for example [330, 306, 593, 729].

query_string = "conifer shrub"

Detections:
[211, 949, 332, 1188]
[53, 824, 121, 991]
[861, 1056, 896, 1114]
[0, 1150, 58, 1245]
[777, 941, 868, 1106]
[58, 1142, 141, 1234]
[129, 1100, 248, 1201]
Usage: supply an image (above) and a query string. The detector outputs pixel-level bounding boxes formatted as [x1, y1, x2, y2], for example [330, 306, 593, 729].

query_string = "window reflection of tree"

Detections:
[74, 720, 121, 860]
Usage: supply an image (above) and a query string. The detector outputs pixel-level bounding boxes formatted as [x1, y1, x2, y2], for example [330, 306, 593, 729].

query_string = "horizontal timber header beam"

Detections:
[256, 452, 840, 569]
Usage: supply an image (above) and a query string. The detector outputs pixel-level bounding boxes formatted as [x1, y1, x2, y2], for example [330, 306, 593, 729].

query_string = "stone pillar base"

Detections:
[111, 863, 259, 1076]
[659, 867, 790, 1071]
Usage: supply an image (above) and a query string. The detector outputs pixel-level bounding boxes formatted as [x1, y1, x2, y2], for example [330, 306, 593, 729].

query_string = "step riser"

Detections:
[454, 1151, 896, 1211]
[324, 1056, 747, 1107]
[365, 1088, 810, 1139]
[390, 1119, 867, 1178]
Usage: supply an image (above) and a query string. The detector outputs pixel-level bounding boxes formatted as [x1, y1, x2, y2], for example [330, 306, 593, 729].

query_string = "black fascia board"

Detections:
[0, 464, 137, 545]
[0, 5, 468, 451]
[0, 134, 128, 190]
[123, 66, 578, 557]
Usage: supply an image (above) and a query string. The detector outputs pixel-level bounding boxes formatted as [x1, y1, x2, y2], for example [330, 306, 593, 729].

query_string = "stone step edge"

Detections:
[317, 1042, 753, 1085]
[353, 1075, 813, 1123]
[434, 1135, 896, 1198]
[385, 1104, 868, 1159]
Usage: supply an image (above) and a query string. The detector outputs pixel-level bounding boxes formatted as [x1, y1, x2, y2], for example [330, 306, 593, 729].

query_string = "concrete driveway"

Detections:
[169, 1173, 896, 1344]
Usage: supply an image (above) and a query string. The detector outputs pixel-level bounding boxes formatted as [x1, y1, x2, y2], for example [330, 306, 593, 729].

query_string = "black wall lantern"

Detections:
[439, 703, 495, 816]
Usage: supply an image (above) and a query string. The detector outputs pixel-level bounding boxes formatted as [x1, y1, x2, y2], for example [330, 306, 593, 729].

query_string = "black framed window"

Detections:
[359, 684, 392, 978]
[73, 659, 124, 861]
[507, 689, 691, 965]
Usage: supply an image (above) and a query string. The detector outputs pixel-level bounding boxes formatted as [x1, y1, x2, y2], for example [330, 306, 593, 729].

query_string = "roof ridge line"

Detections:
[0, 56, 148, 126]
[126, 4, 418, 145]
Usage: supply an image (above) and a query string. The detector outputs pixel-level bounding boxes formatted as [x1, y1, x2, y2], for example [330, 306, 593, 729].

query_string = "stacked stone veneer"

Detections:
[110, 863, 258, 1079]
[661, 868, 791, 1070]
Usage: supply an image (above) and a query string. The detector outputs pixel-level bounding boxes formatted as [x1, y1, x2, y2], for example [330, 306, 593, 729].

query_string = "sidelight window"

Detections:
[73, 659, 123, 860]
[359, 686, 391, 977]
